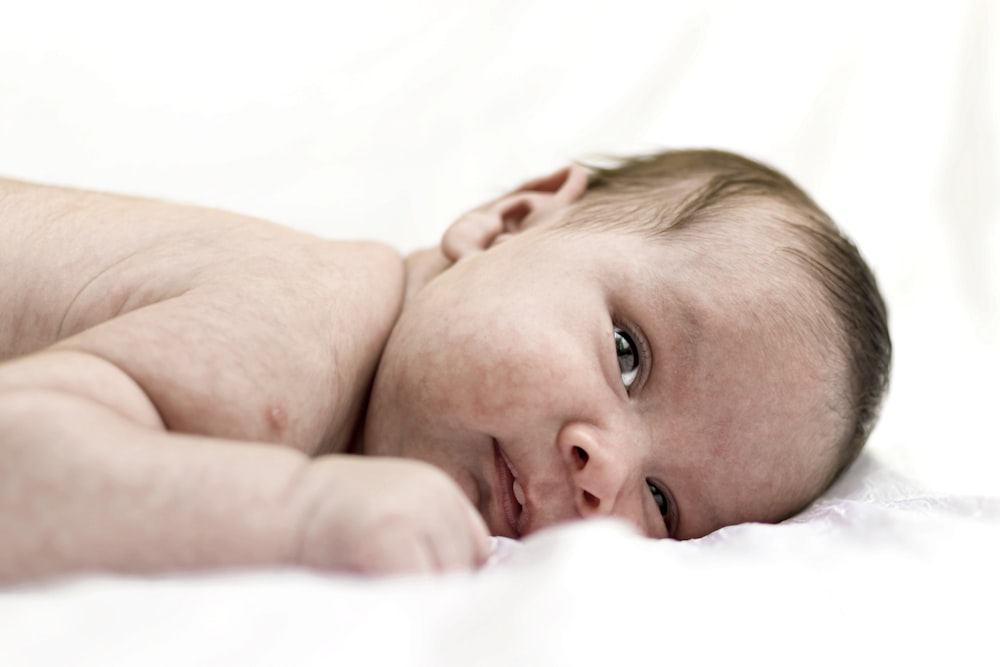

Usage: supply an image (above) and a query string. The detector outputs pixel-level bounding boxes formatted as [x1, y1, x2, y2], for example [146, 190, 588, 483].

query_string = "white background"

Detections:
[5, 0, 995, 494]
[1, 2, 998, 663]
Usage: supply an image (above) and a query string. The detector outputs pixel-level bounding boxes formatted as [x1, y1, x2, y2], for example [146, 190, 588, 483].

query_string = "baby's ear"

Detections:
[441, 163, 589, 262]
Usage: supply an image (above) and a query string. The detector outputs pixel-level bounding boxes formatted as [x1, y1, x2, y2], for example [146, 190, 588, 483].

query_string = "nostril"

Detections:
[582, 490, 600, 509]
[573, 446, 589, 465]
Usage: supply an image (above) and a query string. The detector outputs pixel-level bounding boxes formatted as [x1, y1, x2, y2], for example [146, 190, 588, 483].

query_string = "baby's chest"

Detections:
[144, 240, 402, 454]
[8, 227, 402, 455]
[180, 242, 403, 453]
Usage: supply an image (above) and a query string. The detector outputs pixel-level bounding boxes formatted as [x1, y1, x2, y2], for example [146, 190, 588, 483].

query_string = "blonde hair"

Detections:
[561, 148, 891, 496]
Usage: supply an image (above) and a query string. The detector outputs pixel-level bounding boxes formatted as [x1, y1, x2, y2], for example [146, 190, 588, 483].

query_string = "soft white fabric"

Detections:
[3, 461, 997, 665]
[1, 1, 997, 664]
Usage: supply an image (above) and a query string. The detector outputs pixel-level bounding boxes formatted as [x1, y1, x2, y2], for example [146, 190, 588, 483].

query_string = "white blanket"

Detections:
[3, 456, 997, 665]
[1, 1, 997, 664]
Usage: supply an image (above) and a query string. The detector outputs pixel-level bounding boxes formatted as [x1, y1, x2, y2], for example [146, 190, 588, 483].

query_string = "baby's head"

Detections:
[364, 149, 891, 539]
[560, 150, 891, 494]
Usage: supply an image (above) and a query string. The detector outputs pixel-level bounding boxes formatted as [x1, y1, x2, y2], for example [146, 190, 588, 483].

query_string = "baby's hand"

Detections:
[292, 456, 491, 575]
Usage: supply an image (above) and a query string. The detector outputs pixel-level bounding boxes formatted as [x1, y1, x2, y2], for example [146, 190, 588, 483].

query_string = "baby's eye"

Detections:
[647, 480, 674, 535]
[614, 327, 640, 389]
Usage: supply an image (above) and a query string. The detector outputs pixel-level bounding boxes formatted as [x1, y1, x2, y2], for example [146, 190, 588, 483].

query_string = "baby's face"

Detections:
[364, 225, 845, 539]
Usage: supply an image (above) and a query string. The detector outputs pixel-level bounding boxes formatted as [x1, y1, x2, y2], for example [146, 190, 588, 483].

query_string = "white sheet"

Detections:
[3, 457, 997, 665]
[1, 1, 998, 664]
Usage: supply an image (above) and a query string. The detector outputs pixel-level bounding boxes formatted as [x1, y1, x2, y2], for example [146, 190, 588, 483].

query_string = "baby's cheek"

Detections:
[462, 344, 524, 417]
[490, 347, 582, 424]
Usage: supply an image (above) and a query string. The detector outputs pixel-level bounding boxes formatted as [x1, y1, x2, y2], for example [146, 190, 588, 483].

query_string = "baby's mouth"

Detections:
[492, 439, 524, 537]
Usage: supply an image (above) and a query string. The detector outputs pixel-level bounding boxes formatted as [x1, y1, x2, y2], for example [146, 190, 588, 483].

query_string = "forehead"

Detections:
[623, 228, 847, 527]
[626, 218, 834, 350]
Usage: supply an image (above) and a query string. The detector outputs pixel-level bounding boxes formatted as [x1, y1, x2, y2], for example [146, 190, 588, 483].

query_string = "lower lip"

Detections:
[493, 440, 521, 537]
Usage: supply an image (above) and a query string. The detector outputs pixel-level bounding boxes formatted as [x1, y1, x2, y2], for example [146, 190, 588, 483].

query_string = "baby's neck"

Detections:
[347, 246, 447, 457]
[402, 246, 453, 308]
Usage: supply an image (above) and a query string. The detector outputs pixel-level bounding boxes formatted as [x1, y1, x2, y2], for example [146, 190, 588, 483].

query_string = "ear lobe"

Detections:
[441, 164, 589, 262]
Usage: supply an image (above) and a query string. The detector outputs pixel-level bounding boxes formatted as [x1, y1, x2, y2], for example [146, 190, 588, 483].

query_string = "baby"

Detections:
[0, 149, 890, 580]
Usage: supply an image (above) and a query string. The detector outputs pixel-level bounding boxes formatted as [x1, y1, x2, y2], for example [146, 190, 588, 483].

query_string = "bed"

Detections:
[1, 1, 997, 664]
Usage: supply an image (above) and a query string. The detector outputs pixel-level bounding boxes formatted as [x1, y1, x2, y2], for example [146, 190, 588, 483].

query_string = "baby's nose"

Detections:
[557, 423, 630, 519]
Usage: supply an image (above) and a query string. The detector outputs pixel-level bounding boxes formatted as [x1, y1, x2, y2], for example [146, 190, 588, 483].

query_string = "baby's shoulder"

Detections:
[0, 179, 405, 453]
[0, 177, 404, 356]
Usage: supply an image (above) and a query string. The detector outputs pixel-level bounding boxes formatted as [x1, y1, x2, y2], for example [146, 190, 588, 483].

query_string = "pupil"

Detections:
[648, 482, 666, 514]
[616, 331, 636, 373]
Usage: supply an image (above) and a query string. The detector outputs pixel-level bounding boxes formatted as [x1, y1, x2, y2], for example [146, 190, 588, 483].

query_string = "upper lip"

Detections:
[492, 439, 525, 538]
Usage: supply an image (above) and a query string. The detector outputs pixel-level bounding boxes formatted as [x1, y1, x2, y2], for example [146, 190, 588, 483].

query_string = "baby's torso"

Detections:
[0, 178, 404, 455]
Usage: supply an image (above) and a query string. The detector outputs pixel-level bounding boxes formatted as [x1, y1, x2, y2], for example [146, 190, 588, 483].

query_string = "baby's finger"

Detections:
[465, 503, 492, 567]
[430, 494, 492, 571]
[360, 534, 436, 575]
[428, 506, 489, 572]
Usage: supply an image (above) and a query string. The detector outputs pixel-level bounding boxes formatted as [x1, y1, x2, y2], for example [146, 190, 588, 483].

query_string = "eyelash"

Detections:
[647, 480, 676, 536]
[613, 322, 649, 393]
[612, 322, 672, 535]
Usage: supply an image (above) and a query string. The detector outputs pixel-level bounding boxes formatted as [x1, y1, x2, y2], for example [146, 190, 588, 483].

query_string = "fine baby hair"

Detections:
[560, 148, 892, 500]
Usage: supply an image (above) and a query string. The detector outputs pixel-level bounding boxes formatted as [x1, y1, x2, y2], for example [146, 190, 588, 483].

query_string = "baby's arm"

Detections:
[0, 350, 306, 579]
[0, 350, 489, 580]
[0, 176, 489, 580]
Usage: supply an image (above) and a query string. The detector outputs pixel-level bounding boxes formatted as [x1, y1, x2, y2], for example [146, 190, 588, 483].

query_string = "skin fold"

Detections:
[0, 167, 845, 580]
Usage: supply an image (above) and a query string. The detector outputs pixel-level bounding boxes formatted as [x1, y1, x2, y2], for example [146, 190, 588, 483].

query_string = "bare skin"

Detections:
[365, 167, 846, 542]
[0, 178, 489, 581]
[0, 165, 846, 582]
